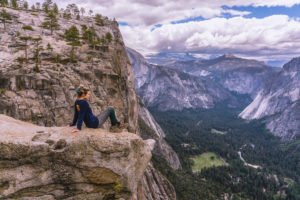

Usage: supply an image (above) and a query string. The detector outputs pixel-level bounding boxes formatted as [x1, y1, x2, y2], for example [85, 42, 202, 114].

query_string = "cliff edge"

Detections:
[0, 114, 154, 200]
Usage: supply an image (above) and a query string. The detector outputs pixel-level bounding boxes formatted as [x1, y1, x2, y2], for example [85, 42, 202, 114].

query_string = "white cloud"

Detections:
[120, 15, 300, 63]
[28, 0, 300, 26]
[27, 0, 300, 63]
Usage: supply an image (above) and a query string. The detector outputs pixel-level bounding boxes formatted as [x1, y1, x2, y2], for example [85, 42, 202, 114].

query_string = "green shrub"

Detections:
[0, 88, 6, 95]
[22, 25, 34, 31]
[113, 181, 123, 193]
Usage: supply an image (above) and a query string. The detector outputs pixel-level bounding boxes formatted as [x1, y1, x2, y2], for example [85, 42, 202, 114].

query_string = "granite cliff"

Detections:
[127, 48, 242, 111]
[0, 114, 154, 200]
[0, 7, 137, 132]
[0, 5, 178, 200]
[240, 57, 300, 140]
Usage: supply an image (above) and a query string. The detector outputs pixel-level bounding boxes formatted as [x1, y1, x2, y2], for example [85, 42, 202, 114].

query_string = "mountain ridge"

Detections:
[127, 47, 246, 111]
[240, 56, 300, 140]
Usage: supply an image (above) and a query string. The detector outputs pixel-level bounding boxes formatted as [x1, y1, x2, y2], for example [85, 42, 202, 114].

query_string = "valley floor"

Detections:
[149, 104, 300, 200]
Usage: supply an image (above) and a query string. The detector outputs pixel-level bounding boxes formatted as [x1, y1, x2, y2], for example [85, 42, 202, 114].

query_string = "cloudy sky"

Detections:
[29, 0, 300, 66]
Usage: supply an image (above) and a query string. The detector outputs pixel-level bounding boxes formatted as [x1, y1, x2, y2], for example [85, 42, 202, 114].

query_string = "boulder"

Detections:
[0, 114, 154, 200]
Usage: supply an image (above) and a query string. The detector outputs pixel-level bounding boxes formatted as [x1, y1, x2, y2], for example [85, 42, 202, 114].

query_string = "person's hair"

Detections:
[75, 84, 90, 98]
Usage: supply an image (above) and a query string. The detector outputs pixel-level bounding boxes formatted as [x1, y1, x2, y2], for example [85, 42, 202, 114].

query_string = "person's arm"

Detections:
[69, 103, 78, 126]
[76, 101, 88, 130]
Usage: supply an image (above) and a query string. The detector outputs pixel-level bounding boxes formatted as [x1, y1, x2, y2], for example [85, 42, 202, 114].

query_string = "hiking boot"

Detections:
[109, 122, 129, 133]
[119, 122, 128, 129]
[110, 125, 122, 133]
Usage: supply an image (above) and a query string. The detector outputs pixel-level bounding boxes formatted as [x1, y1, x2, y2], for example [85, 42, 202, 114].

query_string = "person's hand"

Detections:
[71, 127, 80, 133]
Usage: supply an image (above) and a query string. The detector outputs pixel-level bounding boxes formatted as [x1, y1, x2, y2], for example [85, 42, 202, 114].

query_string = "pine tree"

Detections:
[66, 3, 78, 16]
[10, 0, 18, 9]
[80, 7, 85, 16]
[45, 0, 52, 5]
[19, 25, 34, 63]
[42, 0, 53, 13]
[31, 4, 35, 10]
[0, 8, 11, 30]
[23, 1, 28, 10]
[73, 7, 79, 17]
[32, 37, 43, 72]
[81, 24, 87, 32]
[42, 2, 48, 13]
[46, 42, 53, 52]
[19, 36, 32, 63]
[88, 9, 93, 16]
[53, 3, 58, 14]
[63, 10, 71, 20]
[41, 11, 59, 35]
[81, 26, 100, 49]
[0, 0, 8, 7]
[36, 2, 40, 10]
[105, 32, 113, 43]
[64, 25, 80, 62]
[64, 25, 80, 44]
[95, 14, 104, 26]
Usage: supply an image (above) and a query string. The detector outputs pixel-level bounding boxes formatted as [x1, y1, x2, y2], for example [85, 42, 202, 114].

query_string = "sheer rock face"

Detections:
[127, 48, 278, 111]
[137, 163, 176, 200]
[0, 8, 177, 200]
[136, 104, 179, 200]
[240, 57, 300, 140]
[0, 114, 154, 200]
[146, 53, 278, 98]
[0, 7, 137, 133]
[138, 103, 181, 170]
[127, 48, 235, 111]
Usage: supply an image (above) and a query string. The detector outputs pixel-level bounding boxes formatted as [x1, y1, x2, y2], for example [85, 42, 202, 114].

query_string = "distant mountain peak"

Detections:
[283, 56, 300, 72]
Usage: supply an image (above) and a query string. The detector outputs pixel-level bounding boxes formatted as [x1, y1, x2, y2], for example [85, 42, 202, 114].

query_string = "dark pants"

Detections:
[96, 106, 119, 128]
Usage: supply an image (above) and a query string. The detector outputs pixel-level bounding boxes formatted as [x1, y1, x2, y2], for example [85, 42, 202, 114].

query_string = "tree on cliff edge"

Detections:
[32, 37, 43, 72]
[23, 1, 28, 10]
[42, 0, 53, 13]
[0, 8, 11, 31]
[95, 14, 104, 26]
[0, 0, 8, 7]
[10, 0, 18, 9]
[41, 11, 60, 35]
[64, 25, 81, 62]
[19, 36, 32, 63]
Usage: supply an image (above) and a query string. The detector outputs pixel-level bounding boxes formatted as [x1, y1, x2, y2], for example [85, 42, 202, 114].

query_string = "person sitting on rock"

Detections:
[69, 85, 126, 133]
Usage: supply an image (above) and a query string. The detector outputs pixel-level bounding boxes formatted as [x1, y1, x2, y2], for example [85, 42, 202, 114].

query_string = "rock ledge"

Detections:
[0, 114, 154, 200]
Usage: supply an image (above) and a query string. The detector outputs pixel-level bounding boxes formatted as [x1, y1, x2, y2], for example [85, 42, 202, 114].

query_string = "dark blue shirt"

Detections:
[70, 99, 99, 130]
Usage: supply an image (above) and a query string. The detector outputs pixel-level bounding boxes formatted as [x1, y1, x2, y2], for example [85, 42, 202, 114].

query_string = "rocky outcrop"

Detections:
[240, 57, 300, 140]
[137, 163, 176, 200]
[124, 49, 180, 199]
[136, 103, 179, 199]
[0, 7, 137, 133]
[0, 114, 154, 200]
[138, 103, 181, 170]
[0, 8, 178, 200]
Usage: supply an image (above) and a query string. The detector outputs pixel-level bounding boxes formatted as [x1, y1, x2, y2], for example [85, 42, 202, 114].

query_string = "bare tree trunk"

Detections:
[24, 41, 27, 63]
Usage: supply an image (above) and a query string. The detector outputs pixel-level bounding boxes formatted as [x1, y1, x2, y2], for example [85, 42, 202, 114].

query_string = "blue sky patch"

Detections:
[118, 21, 130, 26]
[171, 16, 205, 24]
[151, 24, 163, 31]
[223, 4, 300, 19]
